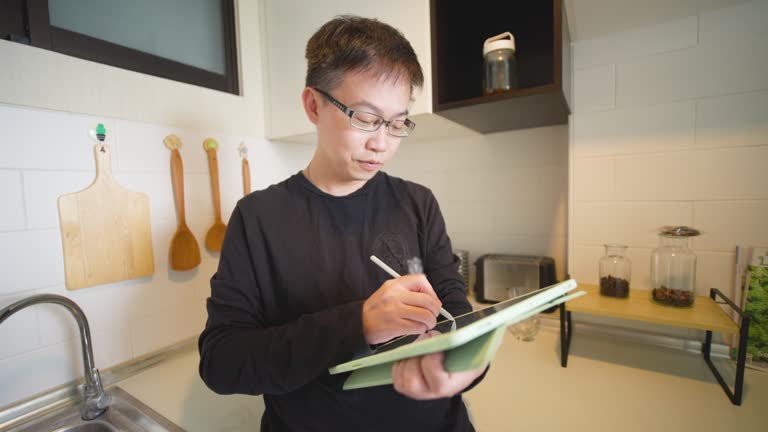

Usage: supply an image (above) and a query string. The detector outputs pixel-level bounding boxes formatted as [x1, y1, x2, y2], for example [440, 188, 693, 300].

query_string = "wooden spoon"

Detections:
[204, 138, 227, 252]
[164, 135, 201, 271]
[239, 142, 250, 195]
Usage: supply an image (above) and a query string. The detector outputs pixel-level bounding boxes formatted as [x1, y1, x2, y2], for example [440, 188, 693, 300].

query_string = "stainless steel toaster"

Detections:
[474, 254, 557, 304]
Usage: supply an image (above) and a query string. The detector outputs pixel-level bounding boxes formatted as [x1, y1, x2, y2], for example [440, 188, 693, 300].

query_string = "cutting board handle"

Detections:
[170, 148, 187, 225]
[93, 143, 113, 180]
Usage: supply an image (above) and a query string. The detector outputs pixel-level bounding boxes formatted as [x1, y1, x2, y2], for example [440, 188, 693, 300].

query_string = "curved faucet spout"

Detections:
[0, 294, 111, 420]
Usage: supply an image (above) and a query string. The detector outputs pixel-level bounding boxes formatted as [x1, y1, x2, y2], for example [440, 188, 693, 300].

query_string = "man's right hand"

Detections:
[362, 274, 442, 345]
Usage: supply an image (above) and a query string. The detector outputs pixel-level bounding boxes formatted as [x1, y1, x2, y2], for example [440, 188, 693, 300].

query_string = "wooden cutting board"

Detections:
[58, 142, 155, 290]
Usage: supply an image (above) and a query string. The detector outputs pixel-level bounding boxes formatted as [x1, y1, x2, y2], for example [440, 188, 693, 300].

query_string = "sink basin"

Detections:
[51, 421, 117, 432]
[6, 387, 183, 432]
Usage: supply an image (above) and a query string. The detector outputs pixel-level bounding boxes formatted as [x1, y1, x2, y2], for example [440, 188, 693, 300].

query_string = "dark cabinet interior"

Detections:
[430, 0, 570, 133]
[0, 0, 29, 43]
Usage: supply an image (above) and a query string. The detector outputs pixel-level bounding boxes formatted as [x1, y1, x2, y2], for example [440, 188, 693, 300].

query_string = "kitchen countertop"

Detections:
[110, 310, 768, 432]
[115, 343, 263, 432]
[5, 289, 766, 432]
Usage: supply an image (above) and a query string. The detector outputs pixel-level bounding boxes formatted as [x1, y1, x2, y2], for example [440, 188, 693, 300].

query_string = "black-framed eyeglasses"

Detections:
[314, 88, 416, 138]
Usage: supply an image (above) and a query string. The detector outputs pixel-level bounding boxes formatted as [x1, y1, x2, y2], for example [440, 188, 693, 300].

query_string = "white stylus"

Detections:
[370, 255, 455, 322]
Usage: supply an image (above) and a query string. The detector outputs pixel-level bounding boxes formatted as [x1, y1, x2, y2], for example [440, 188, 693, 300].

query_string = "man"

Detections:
[199, 15, 486, 431]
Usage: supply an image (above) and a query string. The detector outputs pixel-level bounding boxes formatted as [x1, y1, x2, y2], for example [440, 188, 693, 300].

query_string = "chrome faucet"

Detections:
[0, 294, 111, 420]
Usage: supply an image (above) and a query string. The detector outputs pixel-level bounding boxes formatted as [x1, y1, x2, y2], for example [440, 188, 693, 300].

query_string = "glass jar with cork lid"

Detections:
[650, 226, 700, 307]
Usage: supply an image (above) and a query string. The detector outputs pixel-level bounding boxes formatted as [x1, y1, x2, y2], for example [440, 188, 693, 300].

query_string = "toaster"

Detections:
[474, 254, 557, 306]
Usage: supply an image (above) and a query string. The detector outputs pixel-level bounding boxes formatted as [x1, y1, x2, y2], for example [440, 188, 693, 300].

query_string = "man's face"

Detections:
[313, 71, 411, 183]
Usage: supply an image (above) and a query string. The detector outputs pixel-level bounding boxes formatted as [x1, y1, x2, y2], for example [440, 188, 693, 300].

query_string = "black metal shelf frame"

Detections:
[558, 288, 751, 406]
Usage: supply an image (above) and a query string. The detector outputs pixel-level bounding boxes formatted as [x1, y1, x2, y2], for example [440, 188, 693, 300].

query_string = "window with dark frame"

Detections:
[0, 0, 239, 95]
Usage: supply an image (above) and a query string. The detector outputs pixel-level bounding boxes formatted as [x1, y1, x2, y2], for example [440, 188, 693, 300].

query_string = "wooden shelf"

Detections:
[568, 284, 739, 335]
[429, 0, 571, 133]
[560, 285, 749, 405]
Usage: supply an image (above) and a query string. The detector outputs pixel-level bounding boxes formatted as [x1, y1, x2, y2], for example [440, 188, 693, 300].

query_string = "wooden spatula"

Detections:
[164, 135, 201, 271]
[239, 142, 250, 195]
[204, 138, 227, 252]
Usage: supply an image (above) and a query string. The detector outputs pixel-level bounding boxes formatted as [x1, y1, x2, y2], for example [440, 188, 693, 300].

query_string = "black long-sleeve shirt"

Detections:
[199, 171, 479, 431]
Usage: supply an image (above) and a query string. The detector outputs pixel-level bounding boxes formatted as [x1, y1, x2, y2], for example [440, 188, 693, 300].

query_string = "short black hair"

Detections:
[305, 15, 424, 93]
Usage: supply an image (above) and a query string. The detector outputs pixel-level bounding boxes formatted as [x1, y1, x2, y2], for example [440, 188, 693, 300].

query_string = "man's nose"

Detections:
[365, 125, 390, 152]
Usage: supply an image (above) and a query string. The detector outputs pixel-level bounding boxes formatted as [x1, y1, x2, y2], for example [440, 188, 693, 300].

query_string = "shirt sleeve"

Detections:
[198, 205, 372, 396]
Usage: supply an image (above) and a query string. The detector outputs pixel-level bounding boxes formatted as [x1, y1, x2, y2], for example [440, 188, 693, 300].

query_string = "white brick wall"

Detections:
[387, 124, 570, 286]
[569, 0, 768, 313]
[0, 104, 312, 407]
[0, 171, 25, 231]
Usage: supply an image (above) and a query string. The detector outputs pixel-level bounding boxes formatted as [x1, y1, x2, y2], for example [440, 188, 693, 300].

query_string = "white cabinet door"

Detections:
[261, 0, 432, 140]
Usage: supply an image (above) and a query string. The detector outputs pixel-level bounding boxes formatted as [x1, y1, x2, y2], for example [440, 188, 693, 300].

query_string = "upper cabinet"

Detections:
[430, 0, 571, 133]
[261, 0, 432, 141]
[261, 0, 570, 141]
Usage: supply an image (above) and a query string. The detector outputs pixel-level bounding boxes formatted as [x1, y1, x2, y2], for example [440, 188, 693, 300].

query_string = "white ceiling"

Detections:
[564, 0, 754, 41]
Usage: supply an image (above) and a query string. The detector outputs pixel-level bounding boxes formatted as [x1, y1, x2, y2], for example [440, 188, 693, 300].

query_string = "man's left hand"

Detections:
[391, 331, 486, 400]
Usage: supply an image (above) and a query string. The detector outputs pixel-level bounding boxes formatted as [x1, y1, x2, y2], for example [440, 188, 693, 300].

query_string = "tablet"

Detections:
[341, 294, 578, 390]
[341, 326, 508, 390]
[329, 278, 581, 375]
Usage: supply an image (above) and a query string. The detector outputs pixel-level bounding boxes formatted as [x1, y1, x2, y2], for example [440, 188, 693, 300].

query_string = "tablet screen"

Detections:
[371, 289, 540, 355]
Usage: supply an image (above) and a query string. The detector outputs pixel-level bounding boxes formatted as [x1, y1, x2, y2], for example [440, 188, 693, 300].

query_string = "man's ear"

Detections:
[301, 87, 320, 125]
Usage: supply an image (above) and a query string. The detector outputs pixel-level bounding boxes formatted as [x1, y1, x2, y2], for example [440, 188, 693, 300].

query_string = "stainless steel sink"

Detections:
[51, 421, 117, 431]
[6, 387, 183, 432]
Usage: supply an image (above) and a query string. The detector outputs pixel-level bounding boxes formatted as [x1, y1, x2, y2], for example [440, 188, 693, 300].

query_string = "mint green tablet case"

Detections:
[340, 290, 586, 390]
[330, 279, 581, 377]
[342, 326, 506, 390]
